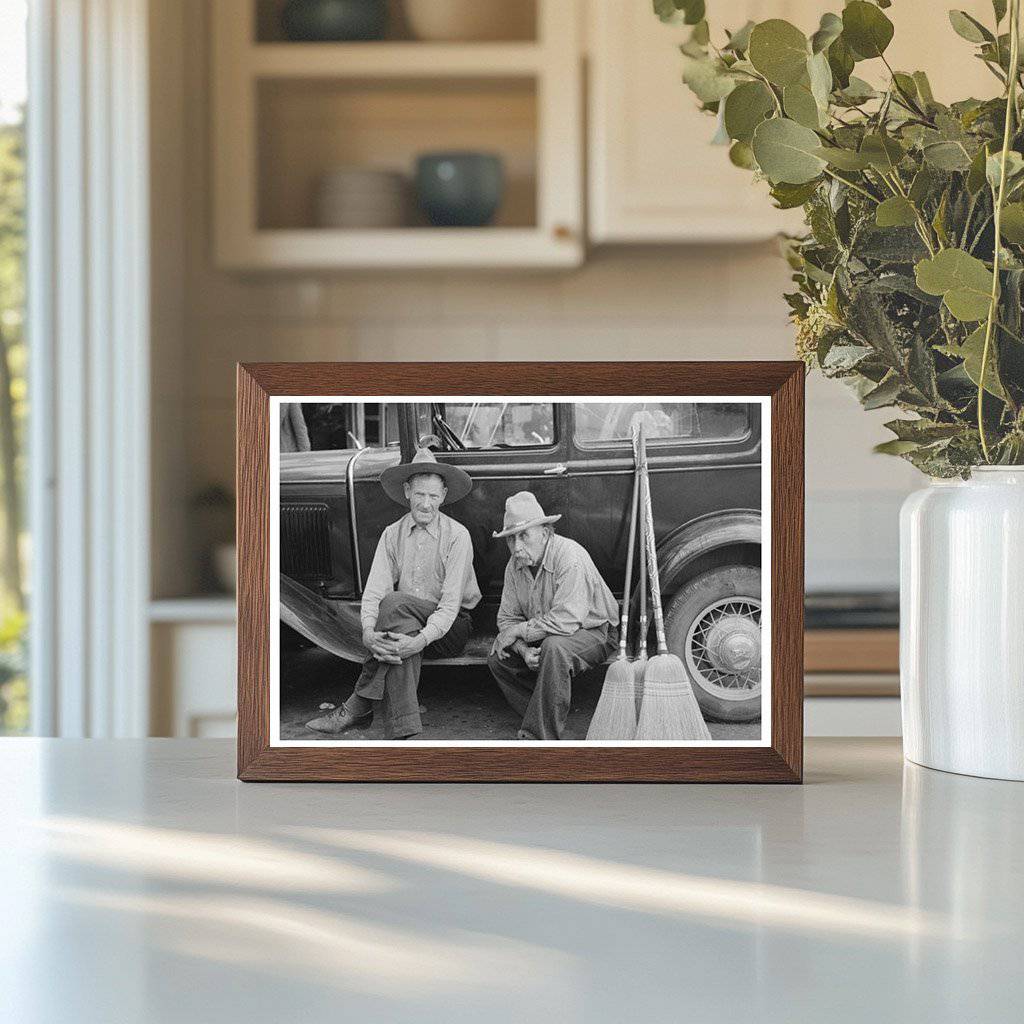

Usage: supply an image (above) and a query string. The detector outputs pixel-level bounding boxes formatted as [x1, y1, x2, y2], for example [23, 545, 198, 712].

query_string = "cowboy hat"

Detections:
[380, 448, 472, 507]
[492, 491, 562, 539]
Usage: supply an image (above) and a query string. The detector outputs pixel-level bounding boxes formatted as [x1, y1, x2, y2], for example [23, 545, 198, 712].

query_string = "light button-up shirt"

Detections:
[496, 533, 618, 643]
[361, 511, 481, 646]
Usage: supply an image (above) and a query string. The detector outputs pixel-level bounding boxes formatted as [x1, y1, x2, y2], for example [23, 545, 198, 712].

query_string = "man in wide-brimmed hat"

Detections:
[487, 491, 618, 740]
[307, 449, 480, 739]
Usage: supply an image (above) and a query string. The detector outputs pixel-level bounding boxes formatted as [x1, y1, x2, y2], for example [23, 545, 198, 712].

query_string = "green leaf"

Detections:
[912, 71, 935, 105]
[932, 190, 950, 246]
[770, 179, 820, 209]
[681, 55, 737, 103]
[807, 51, 833, 111]
[814, 145, 872, 170]
[958, 324, 1007, 398]
[986, 150, 1024, 190]
[860, 133, 905, 173]
[875, 196, 918, 228]
[923, 141, 973, 171]
[752, 117, 827, 184]
[783, 83, 822, 129]
[967, 143, 993, 193]
[909, 165, 936, 205]
[948, 10, 993, 44]
[810, 12, 843, 54]
[892, 72, 919, 102]
[724, 20, 755, 53]
[653, 0, 677, 23]
[874, 439, 921, 455]
[728, 140, 758, 169]
[915, 249, 994, 321]
[836, 76, 877, 105]
[654, 0, 705, 25]
[885, 418, 963, 443]
[689, 20, 710, 46]
[842, 1, 894, 60]
[723, 81, 775, 143]
[827, 35, 855, 89]
[748, 19, 810, 87]
[994, 0, 1008, 24]
[862, 374, 902, 409]
[1000, 202, 1024, 242]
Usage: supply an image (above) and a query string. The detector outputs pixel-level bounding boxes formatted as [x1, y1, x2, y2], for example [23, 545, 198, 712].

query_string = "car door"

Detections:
[565, 402, 761, 598]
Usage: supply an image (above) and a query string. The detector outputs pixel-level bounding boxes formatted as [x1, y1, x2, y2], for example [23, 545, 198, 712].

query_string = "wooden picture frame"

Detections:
[237, 362, 804, 782]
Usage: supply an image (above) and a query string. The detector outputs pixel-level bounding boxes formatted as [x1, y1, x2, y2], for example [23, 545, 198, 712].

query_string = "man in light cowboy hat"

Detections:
[487, 491, 618, 740]
[307, 449, 480, 739]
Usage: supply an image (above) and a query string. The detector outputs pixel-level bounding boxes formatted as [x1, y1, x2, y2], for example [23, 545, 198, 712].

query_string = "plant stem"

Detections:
[821, 167, 879, 203]
[979, 0, 1021, 462]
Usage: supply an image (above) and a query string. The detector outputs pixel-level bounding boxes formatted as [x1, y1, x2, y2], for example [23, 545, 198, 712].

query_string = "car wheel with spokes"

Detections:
[662, 565, 762, 722]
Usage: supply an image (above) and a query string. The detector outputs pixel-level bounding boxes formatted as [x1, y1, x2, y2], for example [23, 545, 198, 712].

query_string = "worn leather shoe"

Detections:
[306, 706, 373, 734]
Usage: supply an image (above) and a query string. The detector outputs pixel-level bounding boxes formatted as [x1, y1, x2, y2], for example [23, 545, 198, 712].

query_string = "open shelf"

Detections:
[257, 76, 537, 232]
[248, 41, 544, 78]
[254, 0, 538, 45]
[213, 0, 581, 268]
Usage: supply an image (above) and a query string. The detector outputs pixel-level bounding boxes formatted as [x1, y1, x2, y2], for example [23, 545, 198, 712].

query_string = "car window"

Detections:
[427, 402, 556, 451]
[298, 402, 399, 450]
[573, 402, 750, 446]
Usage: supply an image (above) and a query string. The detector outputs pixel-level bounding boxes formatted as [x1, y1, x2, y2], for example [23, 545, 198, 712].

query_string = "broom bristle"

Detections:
[635, 653, 712, 741]
[586, 660, 639, 740]
[632, 653, 648, 717]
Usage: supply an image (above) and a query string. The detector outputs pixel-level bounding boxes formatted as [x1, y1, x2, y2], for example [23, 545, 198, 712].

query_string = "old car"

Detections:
[280, 400, 763, 721]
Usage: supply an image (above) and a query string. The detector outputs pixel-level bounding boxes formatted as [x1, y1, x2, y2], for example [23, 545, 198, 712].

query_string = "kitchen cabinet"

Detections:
[587, 0, 999, 244]
[211, 0, 583, 269]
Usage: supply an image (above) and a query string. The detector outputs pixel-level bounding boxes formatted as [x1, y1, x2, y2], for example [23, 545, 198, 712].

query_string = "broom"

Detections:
[586, 433, 641, 740]
[635, 422, 712, 742]
[632, 425, 649, 716]
[633, 495, 650, 716]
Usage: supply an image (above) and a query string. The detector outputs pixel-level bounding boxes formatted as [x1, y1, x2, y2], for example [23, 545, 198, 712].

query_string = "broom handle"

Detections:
[638, 423, 670, 656]
[638, 485, 648, 657]
[616, 435, 641, 661]
[633, 426, 648, 659]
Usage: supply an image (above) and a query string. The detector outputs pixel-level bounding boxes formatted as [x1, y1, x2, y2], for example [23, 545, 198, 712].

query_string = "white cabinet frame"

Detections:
[211, 0, 584, 269]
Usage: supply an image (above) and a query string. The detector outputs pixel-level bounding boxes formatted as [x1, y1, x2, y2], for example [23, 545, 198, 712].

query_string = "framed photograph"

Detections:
[237, 362, 804, 782]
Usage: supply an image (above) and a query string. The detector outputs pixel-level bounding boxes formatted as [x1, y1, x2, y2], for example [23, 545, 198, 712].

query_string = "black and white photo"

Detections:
[271, 397, 769, 746]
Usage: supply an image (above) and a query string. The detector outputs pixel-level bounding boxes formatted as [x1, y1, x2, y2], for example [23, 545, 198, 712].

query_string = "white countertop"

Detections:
[2, 738, 1021, 1023]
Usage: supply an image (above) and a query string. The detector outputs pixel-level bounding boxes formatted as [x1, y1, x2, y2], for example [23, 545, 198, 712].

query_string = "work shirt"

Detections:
[361, 511, 481, 647]
[496, 533, 618, 643]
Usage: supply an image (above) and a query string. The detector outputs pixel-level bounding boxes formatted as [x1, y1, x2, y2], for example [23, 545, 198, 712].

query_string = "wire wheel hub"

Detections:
[686, 599, 762, 698]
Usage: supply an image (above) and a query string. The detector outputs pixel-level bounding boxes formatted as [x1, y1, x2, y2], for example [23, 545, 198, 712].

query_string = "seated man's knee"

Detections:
[539, 634, 573, 665]
[377, 590, 412, 628]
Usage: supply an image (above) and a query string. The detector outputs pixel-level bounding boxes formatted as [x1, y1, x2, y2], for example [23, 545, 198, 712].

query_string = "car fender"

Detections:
[656, 509, 762, 597]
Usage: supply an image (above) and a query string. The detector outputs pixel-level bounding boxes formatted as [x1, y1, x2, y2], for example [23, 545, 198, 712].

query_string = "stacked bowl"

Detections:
[314, 167, 409, 229]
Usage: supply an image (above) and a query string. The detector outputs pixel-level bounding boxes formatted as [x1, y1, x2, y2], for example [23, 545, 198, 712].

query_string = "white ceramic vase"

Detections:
[900, 467, 1024, 780]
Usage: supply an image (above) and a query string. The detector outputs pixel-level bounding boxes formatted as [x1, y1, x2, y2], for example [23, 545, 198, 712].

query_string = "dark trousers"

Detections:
[350, 591, 472, 738]
[487, 626, 616, 740]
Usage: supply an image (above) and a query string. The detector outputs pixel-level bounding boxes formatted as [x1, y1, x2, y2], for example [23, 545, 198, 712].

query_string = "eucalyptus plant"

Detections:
[659, 0, 1024, 475]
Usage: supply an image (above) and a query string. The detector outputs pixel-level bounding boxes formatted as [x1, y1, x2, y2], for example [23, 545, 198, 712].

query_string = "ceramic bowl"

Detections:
[415, 152, 504, 227]
[403, 0, 534, 42]
[315, 168, 409, 228]
[281, 0, 388, 42]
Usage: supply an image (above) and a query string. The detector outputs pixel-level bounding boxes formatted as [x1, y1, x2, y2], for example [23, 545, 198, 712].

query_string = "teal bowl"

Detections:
[415, 152, 505, 228]
[281, 0, 388, 42]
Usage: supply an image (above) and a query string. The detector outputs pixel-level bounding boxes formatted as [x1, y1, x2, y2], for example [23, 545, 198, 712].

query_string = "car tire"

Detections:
[662, 565, 762, 723]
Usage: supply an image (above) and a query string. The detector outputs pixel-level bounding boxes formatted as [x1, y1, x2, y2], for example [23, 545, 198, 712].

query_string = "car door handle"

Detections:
[544, 464, 567, 475]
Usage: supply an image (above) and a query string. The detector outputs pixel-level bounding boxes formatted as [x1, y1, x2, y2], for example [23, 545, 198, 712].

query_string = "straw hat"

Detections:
[380, 449, 472, 507]
[492, 491, 562, 539]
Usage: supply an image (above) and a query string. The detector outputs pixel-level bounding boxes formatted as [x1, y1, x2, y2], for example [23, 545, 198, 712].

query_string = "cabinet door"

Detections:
[589, 1, 815, 243]
[588, 1, 1003, 245]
